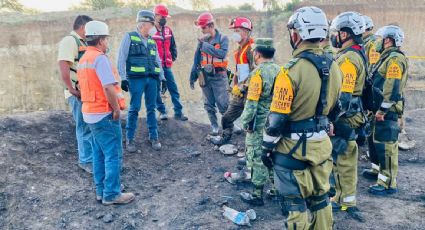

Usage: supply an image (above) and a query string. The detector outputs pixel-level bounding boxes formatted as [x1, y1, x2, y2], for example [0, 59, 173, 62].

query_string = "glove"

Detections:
[161, 80, 168, 95]
[231, 85, 243, 97]
[190, 81, 195, 90]
[261, 149, 273, 169]
[121, 80, 129, 92]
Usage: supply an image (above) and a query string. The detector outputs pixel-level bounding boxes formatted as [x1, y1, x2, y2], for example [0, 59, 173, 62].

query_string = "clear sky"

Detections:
[19, 0, 269, 12]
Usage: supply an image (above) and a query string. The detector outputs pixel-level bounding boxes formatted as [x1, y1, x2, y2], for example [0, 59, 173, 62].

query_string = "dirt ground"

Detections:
[0, 109, 424, 230]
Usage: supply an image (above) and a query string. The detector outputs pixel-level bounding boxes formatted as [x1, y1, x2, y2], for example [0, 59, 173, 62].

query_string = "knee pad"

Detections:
[307, 194, 330, 212]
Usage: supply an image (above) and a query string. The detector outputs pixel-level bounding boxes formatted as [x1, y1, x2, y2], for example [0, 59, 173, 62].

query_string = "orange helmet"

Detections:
[154, 4, 170, 18]
[229, 17, 252, 31]
[195, 12, 214, 28]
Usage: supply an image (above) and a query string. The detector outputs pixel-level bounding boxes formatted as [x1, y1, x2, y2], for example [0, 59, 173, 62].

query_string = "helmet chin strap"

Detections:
[288, 29, 302, 50]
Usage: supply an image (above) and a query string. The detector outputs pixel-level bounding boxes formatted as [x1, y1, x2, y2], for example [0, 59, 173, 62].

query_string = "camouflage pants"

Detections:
[246, 130, 273, 188]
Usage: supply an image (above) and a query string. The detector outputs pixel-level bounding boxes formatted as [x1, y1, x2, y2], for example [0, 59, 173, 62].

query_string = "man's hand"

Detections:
[112, 109, 120, 120]
[328, 123, 335, 137]
[375, 112, 385, 122]
[261, 149, 273, 169]
[121, 80, 129, 92]
[161, 80, 168, 95]
[69, 87, 81, 98]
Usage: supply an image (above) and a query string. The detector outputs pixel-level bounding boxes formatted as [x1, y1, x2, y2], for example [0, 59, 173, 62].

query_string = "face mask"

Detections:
[375, 39, 384, 53]
[330, 34, 341, 48]
[159, 18, 167, 27]
[148, 26, 157, 37]
[231, 32, 242, 43]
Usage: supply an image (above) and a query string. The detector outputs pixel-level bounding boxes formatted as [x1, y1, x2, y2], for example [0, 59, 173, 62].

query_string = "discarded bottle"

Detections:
[222, 205, 256, 226]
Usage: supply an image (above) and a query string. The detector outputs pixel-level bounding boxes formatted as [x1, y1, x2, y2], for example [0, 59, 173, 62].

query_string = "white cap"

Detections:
[85, 20, 110, 36]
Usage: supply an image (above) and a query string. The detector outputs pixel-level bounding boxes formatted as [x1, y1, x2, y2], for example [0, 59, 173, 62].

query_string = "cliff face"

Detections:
[0, 1, 424, 114]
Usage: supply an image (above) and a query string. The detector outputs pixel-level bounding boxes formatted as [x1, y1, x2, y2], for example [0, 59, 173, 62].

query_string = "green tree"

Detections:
[124, 0, 174, 9]
[80, 0, 123, 10]
[238, 3, 255, 11]
[190, 0, 211, 11]
[0, 0, 24, 12]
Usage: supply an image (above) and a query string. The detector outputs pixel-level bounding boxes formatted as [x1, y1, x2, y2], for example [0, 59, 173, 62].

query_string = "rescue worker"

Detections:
[118, 10, 167, 152]
[210, 16, 255, 145]
[58, 15, 94, 174]
[190, 12, 229, 135]
[328, 12, 367, 221]
[152, 4, 188, 121]
[362, 25, 408, 195]
[363, 15, 380, 71]
[77, 20, 135, 205]
[237, 38, 280, 206]
[261, 7, 342, 229]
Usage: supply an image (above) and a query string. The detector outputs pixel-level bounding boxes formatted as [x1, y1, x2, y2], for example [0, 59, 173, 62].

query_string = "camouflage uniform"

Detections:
[240, 39, 280, 201]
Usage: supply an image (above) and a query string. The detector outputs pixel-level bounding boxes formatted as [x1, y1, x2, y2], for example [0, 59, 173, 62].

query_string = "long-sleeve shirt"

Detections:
[117, 30, 165, 81]
[190, 29, 229, 82]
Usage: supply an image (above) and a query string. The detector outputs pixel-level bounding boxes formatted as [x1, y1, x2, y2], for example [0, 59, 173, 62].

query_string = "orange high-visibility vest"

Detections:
[234, 38, 254, 65]
[77, 46, 126, 114]
[201, 43, 229, 68]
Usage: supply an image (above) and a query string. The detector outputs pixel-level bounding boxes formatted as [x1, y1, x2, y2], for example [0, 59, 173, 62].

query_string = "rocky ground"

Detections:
[0, 109, 424, 230]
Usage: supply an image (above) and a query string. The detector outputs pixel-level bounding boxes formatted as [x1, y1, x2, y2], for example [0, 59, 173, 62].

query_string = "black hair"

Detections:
[340, 27, 364, 44]
[73, 15, 93, 30]
[255, 47, 275, 59]
[86, 35, 107, 46]
[305, 38, 322, 43]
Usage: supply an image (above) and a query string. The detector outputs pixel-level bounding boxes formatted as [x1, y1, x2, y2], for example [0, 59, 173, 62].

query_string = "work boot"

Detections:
[237, 157, 247, 167]
[362, 169, 378, 180]
[126, 140, 137, 153]
[368, 184, 398, 196]
[344, 206, 365, 222]
[102, 192, 135, 205]
[240, 187, 264, 206]
[150, 140, 162, 151]
[210, 125, 219, 136]
[159, 112, 168, 120]
[233, 124, 243, 135]
[211, 131, 232, 146]
[78, 163, 93, 174]
[174, 114, 188, 121]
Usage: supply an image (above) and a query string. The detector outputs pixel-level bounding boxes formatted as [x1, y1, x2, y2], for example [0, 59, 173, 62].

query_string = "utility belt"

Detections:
[202, 64, 226, 76]
[126, 73, 160, 80]
[279, 116, 330, 157]
[272, 152, 309, 170]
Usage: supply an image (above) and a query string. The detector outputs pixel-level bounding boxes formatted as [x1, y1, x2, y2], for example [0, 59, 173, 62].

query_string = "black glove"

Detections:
[121, 80, 129, 92]
[161, 80, 168, 95]
[261, 149, 273, 169]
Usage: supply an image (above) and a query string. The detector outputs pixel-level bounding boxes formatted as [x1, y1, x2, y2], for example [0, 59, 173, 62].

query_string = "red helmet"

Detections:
[229, 17, 253, 31]
[154, 4, 170, 18]
[195, 12, 214, 28]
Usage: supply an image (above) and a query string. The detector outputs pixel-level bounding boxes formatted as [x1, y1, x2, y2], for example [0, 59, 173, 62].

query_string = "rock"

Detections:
[102, 213, 114, 223]
[219, 144, 238, 155]
[96, 213, 104, 219]
[137, 150, 142, 154]
[213, 145, 220, 151]
[190, 151, 201, 157]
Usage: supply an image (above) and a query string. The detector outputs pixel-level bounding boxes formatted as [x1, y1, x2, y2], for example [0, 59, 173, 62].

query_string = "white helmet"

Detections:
[85, 20, 110, 36]
[287, 6, 328, 40]
[375, 25, 404, 47]
[330, 11, 365, 35]
[363, 15, 374, 31]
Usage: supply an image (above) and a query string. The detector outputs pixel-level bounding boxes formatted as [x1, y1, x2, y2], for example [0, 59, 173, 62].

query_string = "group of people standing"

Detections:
[58, 4, 409, 229]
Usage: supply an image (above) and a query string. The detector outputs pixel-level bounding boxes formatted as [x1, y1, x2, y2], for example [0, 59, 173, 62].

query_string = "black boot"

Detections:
[240, 186, 264, 206]
[210, 130, 232, 145]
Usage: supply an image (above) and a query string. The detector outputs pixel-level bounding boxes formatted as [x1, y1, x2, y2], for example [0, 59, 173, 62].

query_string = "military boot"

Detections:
[362, 169, 378, 180]
[368, 184, 398, 196]
[210, 130, 232, 145]
[240, 186, 264, 206]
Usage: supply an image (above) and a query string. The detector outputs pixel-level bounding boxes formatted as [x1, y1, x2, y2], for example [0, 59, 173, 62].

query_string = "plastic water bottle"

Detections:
[222, 206, 256, 226]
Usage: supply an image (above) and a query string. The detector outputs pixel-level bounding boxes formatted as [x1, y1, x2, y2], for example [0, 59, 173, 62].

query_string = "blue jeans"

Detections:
[88, 114, 122, 201]
[126, 77, 159, 141]
[156, 67, 183, 116]
[67, 96, 93, 164]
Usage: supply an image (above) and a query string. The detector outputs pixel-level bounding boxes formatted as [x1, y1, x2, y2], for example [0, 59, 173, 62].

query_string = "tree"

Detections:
[124, 0, 174, 9]
[0, 0, 24, 12]
[190, 0, 211, 11]
[79, 0, 123, 10]
[238, 3, 255, 11]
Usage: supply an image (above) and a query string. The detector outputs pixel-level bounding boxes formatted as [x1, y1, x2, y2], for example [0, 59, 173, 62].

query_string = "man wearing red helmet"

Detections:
[190, 12, 230, 135]
[152, 4, 188, 121]
[211, 16, 255, 146]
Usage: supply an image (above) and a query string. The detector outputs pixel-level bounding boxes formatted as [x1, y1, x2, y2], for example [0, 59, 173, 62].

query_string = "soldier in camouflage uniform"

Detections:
[236, 38, 280, 206]
[363, 25, 408, 196]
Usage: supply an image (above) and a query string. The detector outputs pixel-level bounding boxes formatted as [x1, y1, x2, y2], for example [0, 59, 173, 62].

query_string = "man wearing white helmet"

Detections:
[362, 15, 380, 70]
[77, 20, 135, 205]
[362, 25, 408, 196]
[261, 6, 342, 229]
[328, 11, 367, 221]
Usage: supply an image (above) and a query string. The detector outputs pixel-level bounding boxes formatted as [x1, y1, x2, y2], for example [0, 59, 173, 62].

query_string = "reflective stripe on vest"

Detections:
[201, 43, 228, 68]
[77, 46, 126, 113]
[126, 32, 161, 78]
